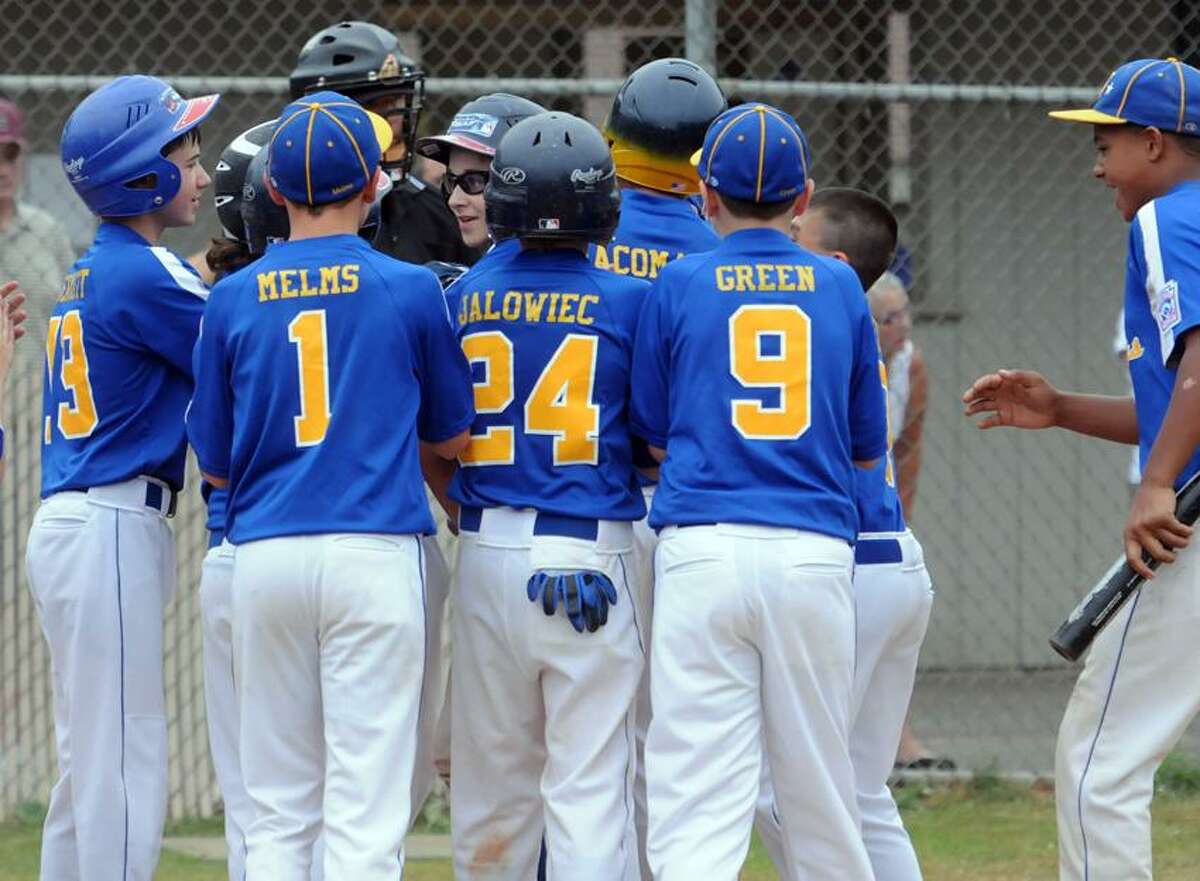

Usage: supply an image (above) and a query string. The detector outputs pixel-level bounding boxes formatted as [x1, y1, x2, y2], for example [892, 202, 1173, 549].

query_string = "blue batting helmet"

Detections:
[60, 75, 220, 217]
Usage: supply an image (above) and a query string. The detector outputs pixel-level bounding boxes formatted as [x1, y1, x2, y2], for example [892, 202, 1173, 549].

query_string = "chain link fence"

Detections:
[2, 0, 1200, 820]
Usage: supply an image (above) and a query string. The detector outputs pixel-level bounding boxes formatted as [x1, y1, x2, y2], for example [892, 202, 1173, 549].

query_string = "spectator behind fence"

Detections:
[868, 271, 955, 771]
[0, 98, 75, 358]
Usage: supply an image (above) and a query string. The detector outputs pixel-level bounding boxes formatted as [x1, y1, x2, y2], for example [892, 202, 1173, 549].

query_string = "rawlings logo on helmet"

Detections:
[63, 156, 85, 180]
[497, 166, 527, 185]
[570, 166, 609, 186]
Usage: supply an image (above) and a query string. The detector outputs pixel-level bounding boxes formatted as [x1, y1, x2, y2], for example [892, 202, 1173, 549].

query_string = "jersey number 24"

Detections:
[459, 330, 600, 467]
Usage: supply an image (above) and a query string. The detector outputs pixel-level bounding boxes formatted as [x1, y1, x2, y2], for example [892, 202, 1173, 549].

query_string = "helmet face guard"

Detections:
[485, 112, 620, 246]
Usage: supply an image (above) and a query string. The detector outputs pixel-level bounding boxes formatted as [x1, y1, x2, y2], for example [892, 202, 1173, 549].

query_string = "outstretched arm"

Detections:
[962, 369, 1138, 444]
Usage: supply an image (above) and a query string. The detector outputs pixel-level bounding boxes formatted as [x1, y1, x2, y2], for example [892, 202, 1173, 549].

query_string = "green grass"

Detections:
[4, 774, 1200, 880]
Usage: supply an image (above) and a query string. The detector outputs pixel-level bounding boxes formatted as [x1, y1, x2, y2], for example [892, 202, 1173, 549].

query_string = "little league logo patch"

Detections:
[1156, 279, 1182, 333]
[449, 113, 499, 138]
[159, 87, 181, 115]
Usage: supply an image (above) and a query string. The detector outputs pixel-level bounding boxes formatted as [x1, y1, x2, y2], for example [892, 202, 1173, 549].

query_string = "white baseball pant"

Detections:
[645, 523, 872, 881]
[450, 506, 643, 881]
[232, 532, 427, 881]
[1056, 538, 1200, 881]
[629, 485, 657, 881]
[755, 530, 933, 881]
[26, 478, 177, 881]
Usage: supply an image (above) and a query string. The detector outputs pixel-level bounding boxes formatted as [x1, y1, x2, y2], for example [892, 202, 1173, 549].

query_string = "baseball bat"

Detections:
[1050, 469, 1200, 662]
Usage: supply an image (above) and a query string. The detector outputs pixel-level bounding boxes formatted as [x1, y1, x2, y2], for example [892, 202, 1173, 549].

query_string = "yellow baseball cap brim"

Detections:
[1048, 108, 1128, 124]
[367, 109, 394, 154]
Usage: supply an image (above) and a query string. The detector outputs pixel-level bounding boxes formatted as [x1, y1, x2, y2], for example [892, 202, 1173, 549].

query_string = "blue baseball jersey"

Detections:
[590, 189, 719, 280]
[630, 227, 889, 540]
[40, 223, 208, 496]
[591, 189, 720, 488]
[1125, 181, 1200, 487]
[854, 457, 905, 533]
[188, 234, 475, 543]
[446, 246, 648, 521]
[443, 237, 520, 311]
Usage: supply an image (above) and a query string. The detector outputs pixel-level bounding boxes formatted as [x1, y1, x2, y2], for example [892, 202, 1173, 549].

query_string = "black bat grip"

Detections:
[1050, 469, 1200, 662]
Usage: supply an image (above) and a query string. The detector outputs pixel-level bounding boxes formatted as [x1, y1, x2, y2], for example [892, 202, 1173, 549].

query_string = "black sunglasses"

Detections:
[441, 169, 489, 199]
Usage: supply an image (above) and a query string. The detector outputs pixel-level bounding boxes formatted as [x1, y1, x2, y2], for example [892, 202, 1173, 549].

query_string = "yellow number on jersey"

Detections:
[44, 310, 100, 441]
[460, 331, 516, 466]
[525, 334, 600, 465]
[879, 360, 896, 486]
[459, 331, 600, 467]
[728, 304, 811, 440]
[287, 310, 331, 447]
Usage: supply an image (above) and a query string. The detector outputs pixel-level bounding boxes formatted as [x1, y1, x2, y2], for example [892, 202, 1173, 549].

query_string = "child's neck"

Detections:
[110, 212, 167, 245]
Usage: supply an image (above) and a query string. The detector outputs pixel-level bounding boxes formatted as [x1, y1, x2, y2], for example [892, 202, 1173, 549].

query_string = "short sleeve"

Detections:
[629, 279, 672, 448]
[412, 273, 475, 443]
[849, 299, 889, 462]
[186, 294, 233, 479]
[120, 246, 208, 377]
[1133, 201, 1200, 367]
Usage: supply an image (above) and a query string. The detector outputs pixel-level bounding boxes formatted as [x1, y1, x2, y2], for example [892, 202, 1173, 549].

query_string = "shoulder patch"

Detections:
[1155, 279, 1181, 333]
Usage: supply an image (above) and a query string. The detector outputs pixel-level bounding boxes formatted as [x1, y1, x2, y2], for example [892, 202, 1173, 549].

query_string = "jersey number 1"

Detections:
[44, 311, 99, 442]
[288, 310, 331, 447]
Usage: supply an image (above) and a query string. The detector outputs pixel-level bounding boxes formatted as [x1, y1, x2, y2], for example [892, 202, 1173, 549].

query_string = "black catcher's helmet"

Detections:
[604, 57, 727, 195]
[240, 122, 393, 256]
[214, 120, 275, 243]
[416, 93, 547, 166]
[485, 112, 620, 245]
[289, 20, 425, 178]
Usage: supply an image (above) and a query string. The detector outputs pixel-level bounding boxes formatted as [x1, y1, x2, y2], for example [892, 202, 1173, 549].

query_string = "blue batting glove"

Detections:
[527, 570, 619, 633]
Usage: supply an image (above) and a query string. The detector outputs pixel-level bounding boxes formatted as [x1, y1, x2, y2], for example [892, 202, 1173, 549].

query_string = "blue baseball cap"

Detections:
[690, 102, 811, 203]
[1049, 58, 1200, 135]
[268, 90, 393, 206]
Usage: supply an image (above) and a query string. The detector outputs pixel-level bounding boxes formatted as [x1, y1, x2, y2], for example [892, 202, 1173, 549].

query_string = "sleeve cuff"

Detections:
[418, 411, 475, 445]
[629, 421, 668, 450]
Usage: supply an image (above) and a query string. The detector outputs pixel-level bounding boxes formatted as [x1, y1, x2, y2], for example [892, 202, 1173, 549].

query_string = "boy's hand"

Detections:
[1124, 480, 1192, 579]
[962, 369, 1059, 429]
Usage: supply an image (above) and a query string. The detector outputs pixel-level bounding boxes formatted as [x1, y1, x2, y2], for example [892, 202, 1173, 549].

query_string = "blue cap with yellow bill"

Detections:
[269, 90, 394, 207]
[1049, 57, 1200, 135]
[690, 102, 811, 203]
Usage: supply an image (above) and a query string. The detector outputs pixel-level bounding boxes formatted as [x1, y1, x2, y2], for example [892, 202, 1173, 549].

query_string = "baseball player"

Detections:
[26, 75, 219, 881]
[187, 92, 473, 880]
[442, 111, 648, 880]
[963, 58, 1200, 881]
[630, 103, 888, 881]
[591, 56, 726, 877]
[769, 186, 933, 881]
[290, 20, 481, 266]
[417, 92, 547, 253]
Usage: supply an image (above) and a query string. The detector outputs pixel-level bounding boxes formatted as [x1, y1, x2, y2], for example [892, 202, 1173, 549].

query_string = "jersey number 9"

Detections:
[460, 330, 600, 467]
[44, 311, 100, 442]
[728, 304, 811, 440]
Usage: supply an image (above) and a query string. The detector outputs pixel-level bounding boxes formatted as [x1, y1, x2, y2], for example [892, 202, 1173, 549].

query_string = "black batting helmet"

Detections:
[213, 120, 275, 243]
[604, 57, 727, 195]
[240, 121, 393, 256]
[416, 93, 547, 166]
[289, 21, 424, 177]
[485, 112, 620, 245]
